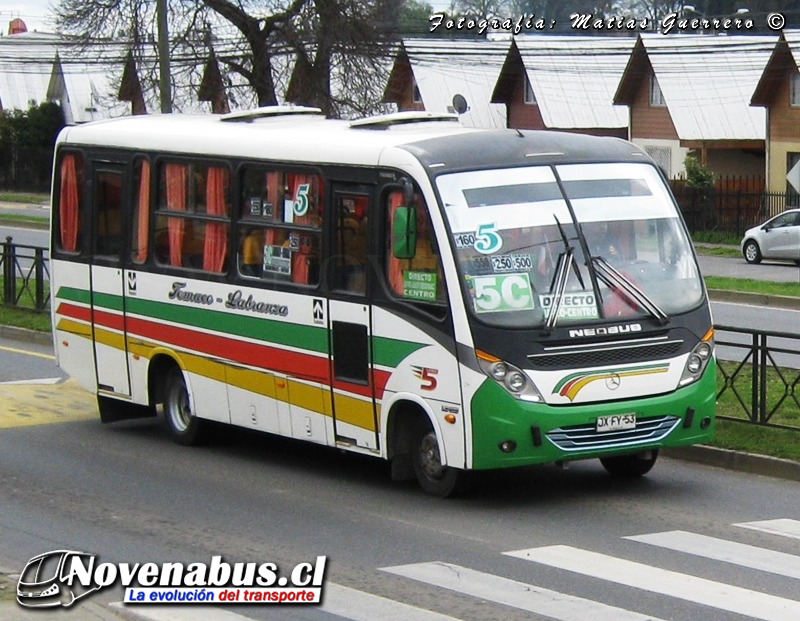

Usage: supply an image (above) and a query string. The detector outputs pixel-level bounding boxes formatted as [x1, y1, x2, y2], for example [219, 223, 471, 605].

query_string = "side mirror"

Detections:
[392, 205, 417, 259]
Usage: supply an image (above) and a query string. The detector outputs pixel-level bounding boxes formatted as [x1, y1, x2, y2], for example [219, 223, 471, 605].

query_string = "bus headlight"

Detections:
[679, 330, 714, 387]
[476, 350, 544, 402]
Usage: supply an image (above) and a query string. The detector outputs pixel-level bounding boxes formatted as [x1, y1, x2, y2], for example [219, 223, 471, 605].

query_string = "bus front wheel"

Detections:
[164, 369, 206, 445]
[600, 450, 658, 477]
[412, 420, 466, 497]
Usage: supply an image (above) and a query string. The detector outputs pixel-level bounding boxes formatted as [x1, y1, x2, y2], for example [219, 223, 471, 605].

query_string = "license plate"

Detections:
[596, 413, 637, 433]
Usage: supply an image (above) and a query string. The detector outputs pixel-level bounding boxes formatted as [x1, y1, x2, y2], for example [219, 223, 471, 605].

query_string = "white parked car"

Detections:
[741, 209, 800, 264]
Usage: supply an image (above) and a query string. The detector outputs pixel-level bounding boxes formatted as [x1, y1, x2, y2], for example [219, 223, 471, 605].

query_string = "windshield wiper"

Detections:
[544, 216, 585, 333]
[592, 257, 669, 325]
[545, 248, 574, 333]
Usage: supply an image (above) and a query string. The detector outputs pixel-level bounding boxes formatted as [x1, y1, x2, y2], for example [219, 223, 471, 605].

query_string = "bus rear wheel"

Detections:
[412, 420, 466, 497]
[600, 450, 658, 477]
[164, 368, 206, 445]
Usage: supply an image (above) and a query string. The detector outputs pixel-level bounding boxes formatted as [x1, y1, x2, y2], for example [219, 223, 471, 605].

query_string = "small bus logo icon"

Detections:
[17, 550, 100, 608]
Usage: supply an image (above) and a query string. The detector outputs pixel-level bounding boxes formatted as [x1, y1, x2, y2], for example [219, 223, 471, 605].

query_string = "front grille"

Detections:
[546, 415, 680, 452]
[529, 340, 683, 369]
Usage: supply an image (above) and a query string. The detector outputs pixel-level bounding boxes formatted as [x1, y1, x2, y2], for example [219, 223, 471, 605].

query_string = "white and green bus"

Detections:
[50, 108, 715, 496]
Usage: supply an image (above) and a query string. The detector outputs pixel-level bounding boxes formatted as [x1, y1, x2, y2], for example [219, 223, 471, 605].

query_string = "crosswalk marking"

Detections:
[736, 518, 800, 541]
[505, 544, 800, 621]
[320, 583, 464, 621]
[110, 602, 251, 621]
[626, 530, 800, 579]
[113, 583, 466, 621]
[111, 520, 800, 621]
[381, 561, 669, 621]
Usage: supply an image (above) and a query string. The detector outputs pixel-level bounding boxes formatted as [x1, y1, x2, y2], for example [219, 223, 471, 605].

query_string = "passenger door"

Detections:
[89, 162, 131, 396]
[327, 184, 378, 450]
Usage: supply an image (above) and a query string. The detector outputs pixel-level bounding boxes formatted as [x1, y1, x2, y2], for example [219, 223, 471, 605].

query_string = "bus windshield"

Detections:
[436, 162, 703, 329]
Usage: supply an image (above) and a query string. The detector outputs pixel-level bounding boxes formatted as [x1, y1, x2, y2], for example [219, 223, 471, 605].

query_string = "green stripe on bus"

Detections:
[56, 286, 91, 305]
[125, 297, 330, 353]
[372, 337, 427, 368]
[57, 286, 427, 367]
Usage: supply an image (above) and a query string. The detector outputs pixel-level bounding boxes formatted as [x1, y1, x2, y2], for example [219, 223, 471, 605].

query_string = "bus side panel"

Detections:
[371, 306, 466, 468]
[51, 259, 98, 394]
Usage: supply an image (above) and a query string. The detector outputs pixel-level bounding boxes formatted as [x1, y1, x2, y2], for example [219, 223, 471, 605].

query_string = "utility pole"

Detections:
[156, 0, 172, 113]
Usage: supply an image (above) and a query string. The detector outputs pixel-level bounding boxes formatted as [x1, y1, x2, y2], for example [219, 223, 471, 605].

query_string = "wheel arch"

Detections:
[384, 393, 443, 481]
[146, 350, 187, 407]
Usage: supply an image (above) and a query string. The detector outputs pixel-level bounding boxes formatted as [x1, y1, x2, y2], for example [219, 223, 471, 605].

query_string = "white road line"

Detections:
[736, 519, 800, 541]
[110, 602, 252, 621]
[0, 377, 63, 385]
[626, 530, 800, 579]
[505, 545, 800, 621]
[381, 561, 669, 621]
[320, 583, 465, 621]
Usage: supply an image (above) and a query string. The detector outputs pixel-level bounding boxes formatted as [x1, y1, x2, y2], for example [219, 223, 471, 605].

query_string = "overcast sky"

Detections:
[2, 1, 453, 37]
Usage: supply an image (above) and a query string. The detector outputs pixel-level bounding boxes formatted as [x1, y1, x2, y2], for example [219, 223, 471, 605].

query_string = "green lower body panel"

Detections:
[470, 359, 716, 470]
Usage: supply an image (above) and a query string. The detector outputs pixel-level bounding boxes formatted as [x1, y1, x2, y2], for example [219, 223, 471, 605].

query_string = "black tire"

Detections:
[411, 419, 466, 497]
[600, 450, 658, 478]
[743, 240, 762, 264]
[163, 368, 206, 445]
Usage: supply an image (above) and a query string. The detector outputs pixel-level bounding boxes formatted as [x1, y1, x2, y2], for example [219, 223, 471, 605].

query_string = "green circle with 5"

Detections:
[474, 223, 502, 255]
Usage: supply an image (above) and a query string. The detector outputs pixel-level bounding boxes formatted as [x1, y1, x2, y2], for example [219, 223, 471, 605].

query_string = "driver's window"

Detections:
[386, 189, 445, 304]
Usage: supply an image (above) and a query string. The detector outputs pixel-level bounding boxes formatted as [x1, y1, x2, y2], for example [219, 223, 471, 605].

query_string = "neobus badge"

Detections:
[568, 324, 643, 338]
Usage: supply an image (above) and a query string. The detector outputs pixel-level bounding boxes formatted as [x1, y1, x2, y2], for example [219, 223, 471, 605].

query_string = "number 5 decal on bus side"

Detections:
[293, 183, 310, 216]
[474, 223, 502, 255]
[473, 274, 535, 313]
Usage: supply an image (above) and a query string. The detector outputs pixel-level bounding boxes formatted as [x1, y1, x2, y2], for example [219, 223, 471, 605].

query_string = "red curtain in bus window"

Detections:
[291, 236, 309, 284]
[203, 166, 228, 272]
[135, 160, 150, 262]
[165, 163, 187, 266]
[386, 191, 405, 295]
[264, 171, 281, 245]
[59, 155, 80, 252]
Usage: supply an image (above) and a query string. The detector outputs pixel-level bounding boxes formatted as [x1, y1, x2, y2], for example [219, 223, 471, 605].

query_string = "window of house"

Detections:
[645, 146, 672, 177]
[154, 161, 231, 273]
[650, 74, 666, 107]
[524, 73, 536, 104]
[237, 166, 322, 286]
[412, 77, 422, 104]
[791, 71, 800, 106]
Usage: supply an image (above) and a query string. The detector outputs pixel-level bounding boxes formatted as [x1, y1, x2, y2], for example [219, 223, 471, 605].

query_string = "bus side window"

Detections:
[55, 152, 85, 254]
[237, 166, 321, 285]
[94, 170, 123, 258]
[154, 161, 230, 274]
[131, 158, 150, 264]
[386, 190, 445, 304]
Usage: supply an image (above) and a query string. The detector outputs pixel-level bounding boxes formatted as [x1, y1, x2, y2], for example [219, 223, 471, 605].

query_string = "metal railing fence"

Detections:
[1, 237, 50, 311]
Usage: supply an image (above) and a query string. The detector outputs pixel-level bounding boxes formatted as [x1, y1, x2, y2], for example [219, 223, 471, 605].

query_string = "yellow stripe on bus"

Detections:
[54, 320, 379, 432]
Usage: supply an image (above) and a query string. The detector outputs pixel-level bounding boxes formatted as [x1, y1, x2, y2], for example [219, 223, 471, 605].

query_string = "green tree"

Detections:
[400, 0, 435, 35]
[685, 155, 714, 189]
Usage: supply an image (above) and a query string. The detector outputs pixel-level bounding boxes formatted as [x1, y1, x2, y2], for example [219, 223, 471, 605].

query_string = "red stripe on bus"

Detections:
[56, 301, 391, 398]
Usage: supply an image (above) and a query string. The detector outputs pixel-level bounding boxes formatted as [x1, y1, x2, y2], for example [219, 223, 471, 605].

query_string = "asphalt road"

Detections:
[2, 333, 800, 621]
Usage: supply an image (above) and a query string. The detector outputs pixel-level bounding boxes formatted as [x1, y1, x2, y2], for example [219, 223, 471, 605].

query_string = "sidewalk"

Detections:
[0, 565, 123, 621]
[0, 200, 50, 230]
